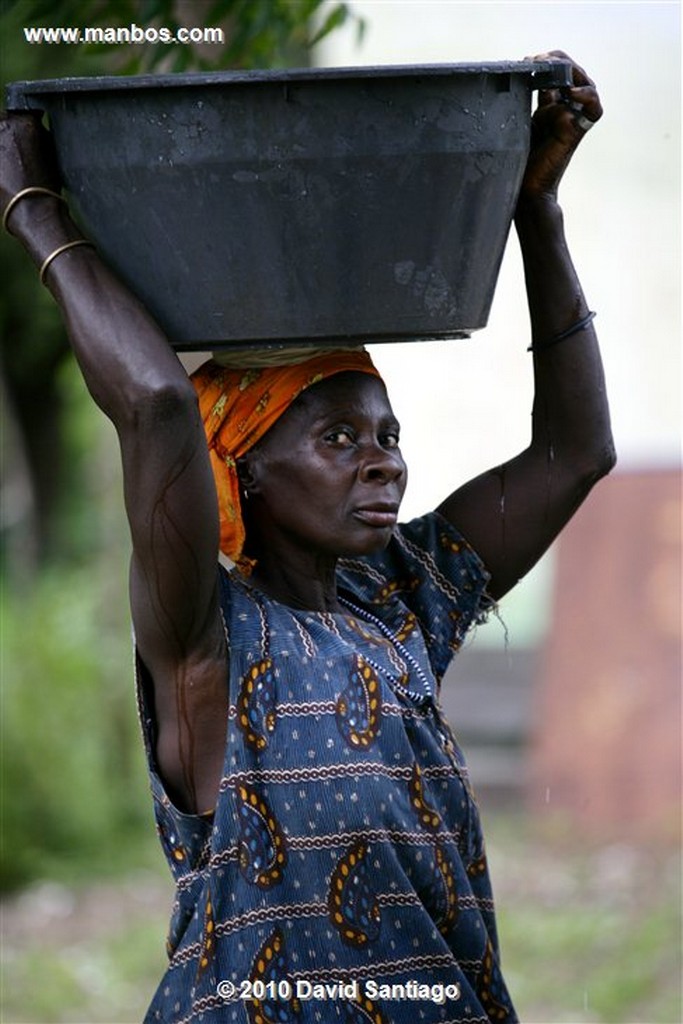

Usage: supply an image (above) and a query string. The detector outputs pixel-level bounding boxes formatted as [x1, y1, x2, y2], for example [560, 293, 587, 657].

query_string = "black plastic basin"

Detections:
[6, 62, 570, 350]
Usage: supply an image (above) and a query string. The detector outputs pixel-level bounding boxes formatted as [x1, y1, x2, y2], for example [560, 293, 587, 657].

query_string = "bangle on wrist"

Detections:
[528, 311, 596, 352]
[39, 239, 95, 285]
[3, 186, 67, 235]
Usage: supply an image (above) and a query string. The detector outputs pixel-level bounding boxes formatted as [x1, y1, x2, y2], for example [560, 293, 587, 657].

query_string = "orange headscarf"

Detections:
[190, 349, 382, 570]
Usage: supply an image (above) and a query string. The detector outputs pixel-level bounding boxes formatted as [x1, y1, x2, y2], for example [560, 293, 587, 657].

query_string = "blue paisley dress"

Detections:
[137, 513, 518, 1024]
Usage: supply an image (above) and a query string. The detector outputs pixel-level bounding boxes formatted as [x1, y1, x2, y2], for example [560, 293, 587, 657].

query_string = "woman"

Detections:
[2, 52, 614, 1024]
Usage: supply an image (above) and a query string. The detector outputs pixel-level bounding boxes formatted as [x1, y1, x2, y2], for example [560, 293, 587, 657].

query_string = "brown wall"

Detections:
[528, 469, 681, 841]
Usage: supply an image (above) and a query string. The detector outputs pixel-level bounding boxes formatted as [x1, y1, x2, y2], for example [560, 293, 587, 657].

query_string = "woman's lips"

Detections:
[353, 506, 399, 527]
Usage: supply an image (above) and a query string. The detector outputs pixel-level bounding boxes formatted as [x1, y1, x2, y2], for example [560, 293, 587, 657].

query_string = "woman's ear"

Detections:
[236, 453, 260, 498]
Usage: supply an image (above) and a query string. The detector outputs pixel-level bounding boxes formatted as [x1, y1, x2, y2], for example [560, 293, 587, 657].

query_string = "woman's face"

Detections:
[243, 372, 408, 559]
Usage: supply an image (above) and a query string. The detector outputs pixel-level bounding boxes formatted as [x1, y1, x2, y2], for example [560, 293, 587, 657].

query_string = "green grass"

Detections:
[4, 917, 168, 1023]
[498, 899, 681, 1023]
[486, 815, 682, 1024]
[2, 868, 170, 1024]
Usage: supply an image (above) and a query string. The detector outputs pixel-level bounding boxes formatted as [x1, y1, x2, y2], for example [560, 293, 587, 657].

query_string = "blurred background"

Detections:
[1, 1, 680, 1022]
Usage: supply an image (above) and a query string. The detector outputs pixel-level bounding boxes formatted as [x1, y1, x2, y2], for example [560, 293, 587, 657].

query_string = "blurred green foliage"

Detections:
[0, 0, 360, 892]
[9, 0, 363, 73]
[1, 377, 151, 890]
[1, 561, 151, 891]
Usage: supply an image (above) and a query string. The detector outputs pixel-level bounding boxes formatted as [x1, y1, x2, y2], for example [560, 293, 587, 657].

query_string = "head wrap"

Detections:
[190, 348, 382, 570]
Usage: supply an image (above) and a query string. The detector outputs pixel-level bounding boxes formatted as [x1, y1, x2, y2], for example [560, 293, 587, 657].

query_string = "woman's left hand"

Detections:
[518, 50, 603, 204]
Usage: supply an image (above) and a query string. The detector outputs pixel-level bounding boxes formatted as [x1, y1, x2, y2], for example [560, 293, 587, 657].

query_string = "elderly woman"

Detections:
[2, 52, 613, 1024]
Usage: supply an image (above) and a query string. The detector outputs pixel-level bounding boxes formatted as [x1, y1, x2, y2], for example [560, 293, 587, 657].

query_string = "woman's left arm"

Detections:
[437, 52, 616, 600]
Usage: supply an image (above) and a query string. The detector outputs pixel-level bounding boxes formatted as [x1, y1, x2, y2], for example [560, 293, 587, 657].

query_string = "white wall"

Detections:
[314, 1, 681, 643]
[315, 0, 680, 494]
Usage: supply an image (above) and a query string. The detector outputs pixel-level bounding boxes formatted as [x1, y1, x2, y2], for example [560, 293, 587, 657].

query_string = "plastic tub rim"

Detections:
[5, 59, 572, 108]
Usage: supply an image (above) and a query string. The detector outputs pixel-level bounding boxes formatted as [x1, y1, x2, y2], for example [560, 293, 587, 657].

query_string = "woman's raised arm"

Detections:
[1, 113, 228, 813]
[437, 53, 616, 600]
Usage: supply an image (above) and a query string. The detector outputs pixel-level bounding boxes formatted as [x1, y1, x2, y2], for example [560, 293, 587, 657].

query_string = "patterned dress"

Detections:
[137, 513, 518, 1023]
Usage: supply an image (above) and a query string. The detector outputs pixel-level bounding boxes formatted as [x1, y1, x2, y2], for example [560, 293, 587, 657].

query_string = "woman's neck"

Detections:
[243, 548, 341, 612]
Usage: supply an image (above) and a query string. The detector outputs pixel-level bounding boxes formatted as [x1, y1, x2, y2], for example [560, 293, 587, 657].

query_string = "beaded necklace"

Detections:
[338, 595, 433, 704]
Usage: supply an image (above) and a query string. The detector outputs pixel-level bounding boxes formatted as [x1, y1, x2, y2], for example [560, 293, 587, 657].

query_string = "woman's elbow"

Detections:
[577, 438, 618, 494]
[125, 377, 198, 432]
[593, 437, 618, 479]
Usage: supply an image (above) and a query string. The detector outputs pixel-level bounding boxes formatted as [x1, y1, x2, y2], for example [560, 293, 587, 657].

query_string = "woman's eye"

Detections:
[326, 429, 355, 446]
[382, 433, 400, 449]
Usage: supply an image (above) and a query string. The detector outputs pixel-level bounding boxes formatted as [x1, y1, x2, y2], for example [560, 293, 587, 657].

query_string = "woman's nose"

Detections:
[359, 442, 406, 483]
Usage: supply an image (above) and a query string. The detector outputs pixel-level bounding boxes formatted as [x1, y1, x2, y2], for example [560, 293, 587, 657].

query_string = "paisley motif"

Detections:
[395, 611, 418, 643]
[156, 819, 188, 870]
[440, 531, 463, 555]
[408, 762, 442, 832]
[237, 658, 277, 750]
[371, 577, 420, 604]
[236, 784, 287, 888]
[467, 852, 488, 879]
[345, 615, 386, 647]
[448, 608, 465, 651]
[336, 655, 382, 750]
[195, 887, 216, 981]
[423, 840, 459, 936]
[328, 841, 381, 947]
[246, 928, 301, 1024]
[345, 611, 416, 655]
[477, 937, 513, 1022]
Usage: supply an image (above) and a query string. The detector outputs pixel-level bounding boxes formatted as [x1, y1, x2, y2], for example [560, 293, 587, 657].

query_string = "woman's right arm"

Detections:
[1, 114, 228, 814]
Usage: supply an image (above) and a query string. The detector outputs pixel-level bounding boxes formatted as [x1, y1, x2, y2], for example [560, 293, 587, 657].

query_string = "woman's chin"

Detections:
[340, 525, 396, 558]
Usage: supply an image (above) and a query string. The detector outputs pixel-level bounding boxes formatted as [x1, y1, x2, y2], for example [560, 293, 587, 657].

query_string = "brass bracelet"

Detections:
[39, 239, 95, 286]
[2, 186, 67, 235]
